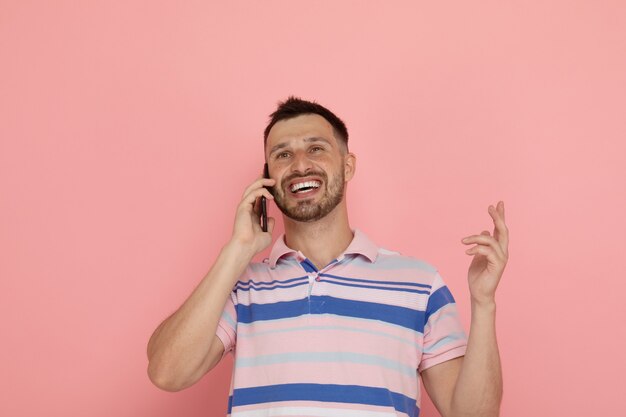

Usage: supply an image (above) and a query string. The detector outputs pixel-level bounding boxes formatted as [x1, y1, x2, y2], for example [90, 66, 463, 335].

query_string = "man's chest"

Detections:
[233, 262, 431, 364]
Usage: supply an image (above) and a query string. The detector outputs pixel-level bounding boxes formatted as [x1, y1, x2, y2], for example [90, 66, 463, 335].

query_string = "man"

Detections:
[147, 97, 508, 417]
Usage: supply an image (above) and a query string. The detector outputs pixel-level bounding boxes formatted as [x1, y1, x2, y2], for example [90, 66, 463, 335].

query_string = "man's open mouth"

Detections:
[289, 180, 322, 194]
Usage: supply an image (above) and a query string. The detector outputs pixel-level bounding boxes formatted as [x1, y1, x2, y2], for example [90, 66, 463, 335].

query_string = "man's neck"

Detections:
[283, 203, 353, 270]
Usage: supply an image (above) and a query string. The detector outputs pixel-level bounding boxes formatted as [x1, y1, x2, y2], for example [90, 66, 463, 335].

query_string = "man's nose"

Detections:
[290, 151, 314, 175]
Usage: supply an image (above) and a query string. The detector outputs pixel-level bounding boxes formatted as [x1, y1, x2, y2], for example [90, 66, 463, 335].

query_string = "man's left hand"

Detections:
[461, 201, 509, 305]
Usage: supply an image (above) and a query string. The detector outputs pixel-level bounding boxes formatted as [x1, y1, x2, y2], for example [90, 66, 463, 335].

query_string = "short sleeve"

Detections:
[215, 289, 238, 357]
[419, 271, 467, 373]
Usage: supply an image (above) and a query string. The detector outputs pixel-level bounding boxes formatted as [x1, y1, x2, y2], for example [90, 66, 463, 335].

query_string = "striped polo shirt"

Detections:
[216, 228, 467, 417]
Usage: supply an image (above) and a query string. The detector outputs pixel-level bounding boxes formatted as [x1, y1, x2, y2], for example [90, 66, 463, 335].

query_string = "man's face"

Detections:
[265, 114, 351, 222]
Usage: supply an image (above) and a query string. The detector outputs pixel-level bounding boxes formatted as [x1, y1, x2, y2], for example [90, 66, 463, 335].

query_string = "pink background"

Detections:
[1, 1, 625, 416]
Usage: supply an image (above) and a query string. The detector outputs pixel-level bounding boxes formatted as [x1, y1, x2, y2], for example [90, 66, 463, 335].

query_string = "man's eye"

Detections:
[277, 152, 290, 159]
[311, 146, 324, 152]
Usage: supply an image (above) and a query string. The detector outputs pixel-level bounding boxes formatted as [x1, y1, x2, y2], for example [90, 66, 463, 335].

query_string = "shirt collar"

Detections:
[268, 228, 379, 268]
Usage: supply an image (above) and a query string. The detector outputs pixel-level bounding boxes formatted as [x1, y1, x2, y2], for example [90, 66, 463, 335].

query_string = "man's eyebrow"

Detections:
[269, 137, 332, 156]
[269, 142, 289, 156]
[304, 137, 332, 146]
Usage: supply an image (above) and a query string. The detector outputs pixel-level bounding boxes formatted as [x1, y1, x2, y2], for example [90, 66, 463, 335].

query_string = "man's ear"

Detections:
[344, 152, 356, 181]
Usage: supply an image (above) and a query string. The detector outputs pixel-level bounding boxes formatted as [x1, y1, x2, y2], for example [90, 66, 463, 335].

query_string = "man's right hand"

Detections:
[229, 176, 276, 256]
[147, 177, 278, 391]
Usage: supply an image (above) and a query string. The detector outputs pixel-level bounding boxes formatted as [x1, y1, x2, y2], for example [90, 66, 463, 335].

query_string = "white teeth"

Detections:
[290, 180, 321, 193]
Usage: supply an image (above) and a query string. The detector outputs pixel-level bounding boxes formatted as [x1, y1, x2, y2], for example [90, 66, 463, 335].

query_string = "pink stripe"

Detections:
[238, 313, 421, 340]
[236, 329, 419, 367]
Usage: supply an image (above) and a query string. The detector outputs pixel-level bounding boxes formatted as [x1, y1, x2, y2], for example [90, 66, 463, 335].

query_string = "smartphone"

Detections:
[260, 163, 269, 232]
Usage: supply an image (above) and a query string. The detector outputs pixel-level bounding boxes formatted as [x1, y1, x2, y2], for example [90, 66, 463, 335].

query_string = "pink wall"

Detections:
[1, 1, 625, 416]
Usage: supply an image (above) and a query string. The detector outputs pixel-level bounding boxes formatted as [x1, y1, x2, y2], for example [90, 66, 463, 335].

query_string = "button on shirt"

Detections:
[216, 228, 467, 417]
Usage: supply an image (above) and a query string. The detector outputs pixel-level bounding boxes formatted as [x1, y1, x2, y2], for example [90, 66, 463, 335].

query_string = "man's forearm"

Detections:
[147, 241, 253, 390]
[450, 301, 502, 417]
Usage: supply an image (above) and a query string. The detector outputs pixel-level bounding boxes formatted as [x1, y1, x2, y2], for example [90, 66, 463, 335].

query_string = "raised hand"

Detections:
[229, 175, 276, 256]
[461, 201, 509, 306]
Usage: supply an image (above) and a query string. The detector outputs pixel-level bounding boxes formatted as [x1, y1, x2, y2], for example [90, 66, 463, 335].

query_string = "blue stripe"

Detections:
[300, 259, 318, 272]
[311, 296, 425, 332]
[237, 276, 308, 287]
[236, 296, 425, 332]
[229, 383, 419, 417]
[321, 273, 432, 289]
[425, 286, 456, 323]
[322, 278, 430, 295]
[311, 295, 424, 333]
[423, 331, 466, 354]
[237, 298, 309, 323]
[235, 281, 308, 292]
[220, 310, 236, 328]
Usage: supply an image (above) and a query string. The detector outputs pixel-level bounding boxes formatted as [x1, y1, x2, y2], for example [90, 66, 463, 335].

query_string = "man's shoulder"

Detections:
[245, 258, 274, 273]
[236, 257, 297, 279]
[373, 246, 439, 275]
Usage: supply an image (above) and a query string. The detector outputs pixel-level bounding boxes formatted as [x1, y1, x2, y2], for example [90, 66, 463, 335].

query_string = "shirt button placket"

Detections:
[307, 272, 318, 297]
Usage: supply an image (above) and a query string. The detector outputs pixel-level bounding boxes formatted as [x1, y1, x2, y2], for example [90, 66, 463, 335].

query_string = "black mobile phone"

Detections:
[260, 163, 269, 232]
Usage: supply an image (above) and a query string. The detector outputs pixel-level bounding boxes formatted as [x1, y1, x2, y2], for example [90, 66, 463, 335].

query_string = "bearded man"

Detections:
[147, 97, 509, 417]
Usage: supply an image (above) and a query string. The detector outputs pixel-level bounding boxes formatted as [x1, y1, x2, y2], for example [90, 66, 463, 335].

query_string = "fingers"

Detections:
[240, 187, 274, 215]
[462, 200, 509, 263]
[461, 231, 506, 260]
[252, 194, 261, 216]
[488, 201, 509, 255]
[231, 176, 277, 249]
[242, 177, 276, 200]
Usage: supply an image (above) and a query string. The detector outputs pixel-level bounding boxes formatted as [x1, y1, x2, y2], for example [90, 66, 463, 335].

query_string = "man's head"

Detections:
[264, 97, 355, 223]
[264, 96, 349, 154]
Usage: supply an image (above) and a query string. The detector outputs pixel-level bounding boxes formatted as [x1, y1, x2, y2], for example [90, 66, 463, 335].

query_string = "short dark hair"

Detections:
[263, 96, 349, 152]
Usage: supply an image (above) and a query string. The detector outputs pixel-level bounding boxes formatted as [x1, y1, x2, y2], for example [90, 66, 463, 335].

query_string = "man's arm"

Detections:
[422, 201, 508, 417]
[146, 176, 276, 391]
[422, 302, 501, 417]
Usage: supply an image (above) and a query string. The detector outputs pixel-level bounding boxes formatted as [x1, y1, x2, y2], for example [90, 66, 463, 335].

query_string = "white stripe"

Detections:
[238, 323, 420, 349]
[315, 281, 428, 310]
[238, 314, 423, 338]
[233, 406, 399, 417]
[235, 351, 416, 377]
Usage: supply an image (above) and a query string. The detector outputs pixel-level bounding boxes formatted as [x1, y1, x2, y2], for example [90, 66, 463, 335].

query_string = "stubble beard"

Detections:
[272, 169, 345, 222]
